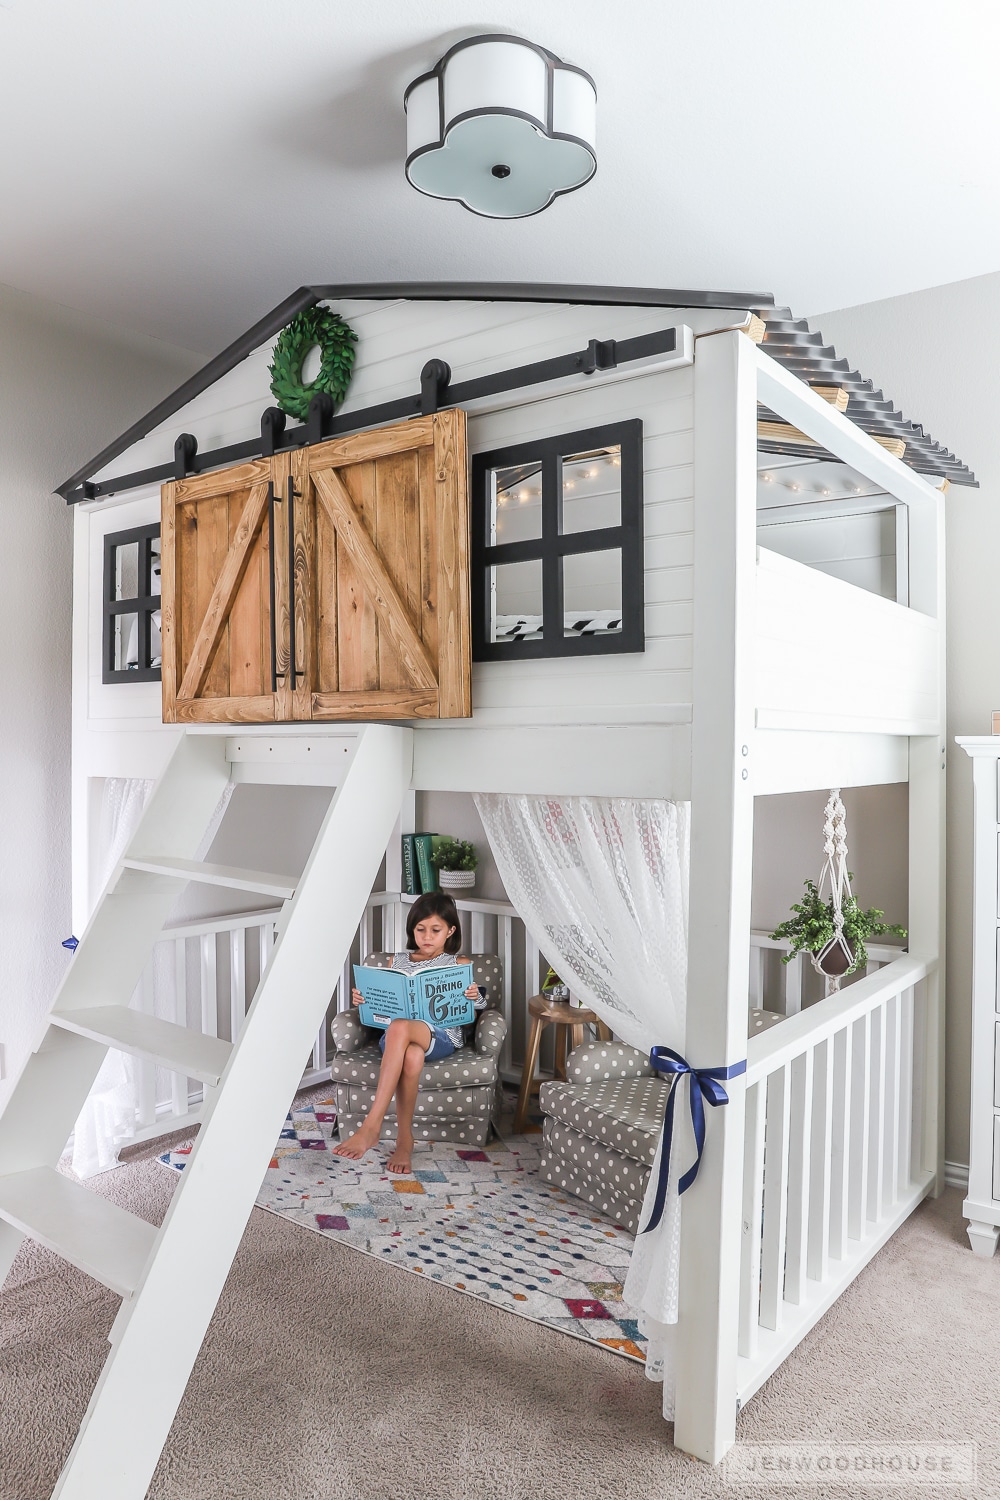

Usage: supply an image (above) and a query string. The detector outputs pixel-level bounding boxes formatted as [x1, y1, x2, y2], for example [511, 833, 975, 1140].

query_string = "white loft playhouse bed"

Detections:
[0, 285, 972, 1497]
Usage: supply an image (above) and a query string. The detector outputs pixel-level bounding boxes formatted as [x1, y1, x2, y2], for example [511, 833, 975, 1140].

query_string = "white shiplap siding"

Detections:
[90, 298, 723, 486]
[468, 363, 694, 725]
[88, 301, 700, 733]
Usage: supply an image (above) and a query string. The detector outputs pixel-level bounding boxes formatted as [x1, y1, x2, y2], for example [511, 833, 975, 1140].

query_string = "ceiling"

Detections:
[3, 0, 999, 356]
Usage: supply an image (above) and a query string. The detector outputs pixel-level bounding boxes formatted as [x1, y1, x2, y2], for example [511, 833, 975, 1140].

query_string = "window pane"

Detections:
[150, 608, 163, 668]
[114, 613, 139, 671]
[489, 461, 542, 544]
[561, 446, 621, 534]
[150, 537, 162, 597]
[114, 542, 139, 601]
[562, 549, 623, 637]
[490, 558, 543, 642]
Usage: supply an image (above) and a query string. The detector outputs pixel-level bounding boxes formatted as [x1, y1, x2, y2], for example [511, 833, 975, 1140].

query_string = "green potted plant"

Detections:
[430, 837, 478, 893]
[770, 877, 906, 978]
[541, 965, 570, 1003]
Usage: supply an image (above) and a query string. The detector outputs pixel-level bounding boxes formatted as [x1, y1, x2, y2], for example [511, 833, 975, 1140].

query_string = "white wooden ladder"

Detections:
[0, 723, 413, 1500]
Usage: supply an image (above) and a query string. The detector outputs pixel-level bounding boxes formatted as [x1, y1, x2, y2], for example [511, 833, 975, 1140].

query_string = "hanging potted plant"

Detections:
[431, 837, 478, 893]
[769, 877, 906, 978]
[769, 790, 906, 988]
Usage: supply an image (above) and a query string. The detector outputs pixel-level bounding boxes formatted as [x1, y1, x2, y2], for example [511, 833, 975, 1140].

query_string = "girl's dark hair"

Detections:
[405, 891, 463, 953]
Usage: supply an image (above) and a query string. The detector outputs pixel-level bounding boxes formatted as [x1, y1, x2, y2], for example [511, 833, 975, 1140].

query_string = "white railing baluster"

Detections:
[784, 1049, 813, 1304]
[525, 931, 540, 1002]
[137, 962, 156, 1129]
[784, 952, 802, 1016]
[828, 1026, 852, 1260]
[200, 933, 217, 1040]
[258, 921, 273, 984]
[739, 1079, 767, 1358]
[883, 992, 902, 1210]
[229, 928, 246, 1043]
[897, 987, 915, 1192]
[806, 1038, 832, 1283]
[172, 938, 188, 1119]
[760, 1064, 791, 1330]
[848, 1011, 871, 1240]
[867, 1003, 886, 1223]
[749, 943, 764, 1010]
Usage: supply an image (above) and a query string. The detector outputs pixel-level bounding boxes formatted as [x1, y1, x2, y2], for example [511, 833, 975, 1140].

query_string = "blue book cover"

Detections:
[354, 962, 475, 1030]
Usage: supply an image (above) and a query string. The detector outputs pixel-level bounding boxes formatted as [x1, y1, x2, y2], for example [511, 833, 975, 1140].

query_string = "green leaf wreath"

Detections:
[268, 306, 357, 422]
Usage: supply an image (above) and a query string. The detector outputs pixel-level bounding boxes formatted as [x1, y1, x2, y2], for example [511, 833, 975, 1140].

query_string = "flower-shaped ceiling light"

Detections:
[404, 35, 597, 219]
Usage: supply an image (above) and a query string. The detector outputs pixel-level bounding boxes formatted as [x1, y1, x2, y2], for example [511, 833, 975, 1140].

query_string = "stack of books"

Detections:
[401, 833, 448, 895]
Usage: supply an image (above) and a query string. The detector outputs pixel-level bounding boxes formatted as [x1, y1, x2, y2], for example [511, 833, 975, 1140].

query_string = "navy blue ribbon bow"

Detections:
[639, 1046, 747, 1234]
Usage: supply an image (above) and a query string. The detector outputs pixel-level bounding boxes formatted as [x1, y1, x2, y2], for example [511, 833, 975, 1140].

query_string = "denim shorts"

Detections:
[378, 1025, 456, 1062]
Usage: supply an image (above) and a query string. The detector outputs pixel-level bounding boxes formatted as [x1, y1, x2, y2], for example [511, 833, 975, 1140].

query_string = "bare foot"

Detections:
[332, 1126, 379, 1160]
[386, 1136, 414, 1175]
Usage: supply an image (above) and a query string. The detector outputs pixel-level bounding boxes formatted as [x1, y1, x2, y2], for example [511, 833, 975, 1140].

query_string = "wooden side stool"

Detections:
[513, 993, 613, 1133]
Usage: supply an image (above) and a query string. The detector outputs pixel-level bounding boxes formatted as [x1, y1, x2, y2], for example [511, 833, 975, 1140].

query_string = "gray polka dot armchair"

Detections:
[329, 952, 507, 1148]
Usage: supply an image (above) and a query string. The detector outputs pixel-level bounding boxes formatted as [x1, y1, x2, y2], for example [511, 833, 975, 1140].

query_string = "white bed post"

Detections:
[905, 481, 946, 1193]
[673, 328, 757, 1463]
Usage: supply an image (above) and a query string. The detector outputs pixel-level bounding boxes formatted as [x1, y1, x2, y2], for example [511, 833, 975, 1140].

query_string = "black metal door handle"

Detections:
[267, 481, 278, 692]
[287, 479, 298, 691]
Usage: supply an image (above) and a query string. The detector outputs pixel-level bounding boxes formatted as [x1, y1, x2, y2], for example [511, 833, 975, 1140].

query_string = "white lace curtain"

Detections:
[474, 793, 692, 1416]
[71, 776, 234, 1178]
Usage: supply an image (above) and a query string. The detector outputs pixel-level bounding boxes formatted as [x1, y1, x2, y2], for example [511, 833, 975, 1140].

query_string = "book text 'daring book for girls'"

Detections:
[354, 962, 476, 1030]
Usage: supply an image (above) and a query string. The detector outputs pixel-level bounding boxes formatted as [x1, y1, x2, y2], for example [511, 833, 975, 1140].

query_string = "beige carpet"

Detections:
[0, 1135, 996, 1500]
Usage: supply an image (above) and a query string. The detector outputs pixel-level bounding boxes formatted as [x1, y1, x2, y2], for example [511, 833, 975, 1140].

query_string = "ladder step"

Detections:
[0, 1168, 156, 1296]
[122, 855, 296, 899]
[50, 1007, 233, 1086]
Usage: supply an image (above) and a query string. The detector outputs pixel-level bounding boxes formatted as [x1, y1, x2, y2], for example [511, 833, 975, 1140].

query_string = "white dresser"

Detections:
[958, 736, 1000, 1255]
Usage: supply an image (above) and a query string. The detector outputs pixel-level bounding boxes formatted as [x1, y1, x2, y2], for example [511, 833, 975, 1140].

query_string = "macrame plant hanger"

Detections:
[814, 788, 853, 994]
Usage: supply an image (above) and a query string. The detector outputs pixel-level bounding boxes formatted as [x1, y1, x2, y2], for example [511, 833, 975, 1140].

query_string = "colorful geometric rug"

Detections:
[160, 1097, 646, 1365]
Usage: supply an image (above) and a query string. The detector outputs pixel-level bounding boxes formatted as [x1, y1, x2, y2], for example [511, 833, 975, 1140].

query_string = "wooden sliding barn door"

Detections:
[161, 411, 470, 724]
[162, 458, 282, 723]
[305, 410, 470, 720]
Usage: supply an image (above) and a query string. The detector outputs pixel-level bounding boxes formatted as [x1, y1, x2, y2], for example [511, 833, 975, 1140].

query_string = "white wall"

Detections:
[815, 273, 1000, 1167]
[415, 791, 507, 904]
[751, 785, 909, 938]
[0, 281, 200, 1111]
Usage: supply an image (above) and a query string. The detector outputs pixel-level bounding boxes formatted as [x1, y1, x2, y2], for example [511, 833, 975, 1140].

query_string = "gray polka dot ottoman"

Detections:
[329, 951, 507, 1148]
[537, 1040, 667, 1234]
[537, 1018, 783, 1231]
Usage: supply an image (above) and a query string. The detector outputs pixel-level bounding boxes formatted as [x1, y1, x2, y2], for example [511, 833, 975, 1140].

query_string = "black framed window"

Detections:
[472, 419, 643, 661]
[103, 523, 162, 684]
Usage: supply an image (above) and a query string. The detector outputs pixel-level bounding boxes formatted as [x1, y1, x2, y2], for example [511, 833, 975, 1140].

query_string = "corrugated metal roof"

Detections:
[757, 308, 976, 487]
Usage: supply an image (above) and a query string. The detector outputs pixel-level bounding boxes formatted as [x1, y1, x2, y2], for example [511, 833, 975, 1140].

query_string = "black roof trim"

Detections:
[57, 285, 318, 499]
[306, 281, 775, 309]
[56, 282, 774, 498]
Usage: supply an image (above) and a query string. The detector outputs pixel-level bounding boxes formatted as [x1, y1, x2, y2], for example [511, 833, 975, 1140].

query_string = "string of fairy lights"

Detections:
[495, 447, 621, 507]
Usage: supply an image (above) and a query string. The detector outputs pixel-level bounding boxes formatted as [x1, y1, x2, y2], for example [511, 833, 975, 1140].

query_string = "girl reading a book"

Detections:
[332, 892, 485, 1175]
